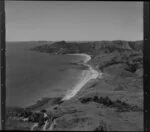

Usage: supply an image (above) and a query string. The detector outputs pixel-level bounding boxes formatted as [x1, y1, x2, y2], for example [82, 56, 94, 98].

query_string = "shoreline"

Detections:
[65, 53, 91, 63]
[6, 53, 100, 110]
[62, 53, 100, 101]
[6, 41, 143, 131]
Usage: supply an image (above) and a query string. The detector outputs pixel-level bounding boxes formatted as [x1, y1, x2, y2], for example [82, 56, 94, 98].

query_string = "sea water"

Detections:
[6, 43, 88, 107]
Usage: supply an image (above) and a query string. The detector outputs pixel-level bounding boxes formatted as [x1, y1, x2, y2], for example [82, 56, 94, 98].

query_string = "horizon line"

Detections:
[6, 39, 143, 43]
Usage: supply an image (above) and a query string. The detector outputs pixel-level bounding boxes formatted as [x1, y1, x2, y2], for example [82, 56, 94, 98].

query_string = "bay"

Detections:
[6, 43, 86, 107]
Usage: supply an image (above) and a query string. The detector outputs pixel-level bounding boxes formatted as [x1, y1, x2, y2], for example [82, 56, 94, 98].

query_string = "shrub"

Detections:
[40, 109, 47, 113]
[93, 96, 99, 102]
[80, 97, 92, 103]
[94, 120, 111, 131]
[79, 96, 142, 112]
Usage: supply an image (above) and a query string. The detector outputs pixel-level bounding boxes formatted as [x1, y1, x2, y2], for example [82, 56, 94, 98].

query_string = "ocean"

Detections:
[6, 43, 88, 108]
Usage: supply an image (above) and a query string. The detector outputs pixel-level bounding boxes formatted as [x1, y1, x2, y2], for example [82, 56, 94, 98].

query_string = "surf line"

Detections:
[61, 53, 101, 101]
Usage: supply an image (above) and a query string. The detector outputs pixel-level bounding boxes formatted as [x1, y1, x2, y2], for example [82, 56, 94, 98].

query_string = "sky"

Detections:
[5, 1, 143, 41]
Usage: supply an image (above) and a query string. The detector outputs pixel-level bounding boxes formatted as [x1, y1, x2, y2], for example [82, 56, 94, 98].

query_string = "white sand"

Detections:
[66, 53, 91, 63]
[62, 53, 100, 101]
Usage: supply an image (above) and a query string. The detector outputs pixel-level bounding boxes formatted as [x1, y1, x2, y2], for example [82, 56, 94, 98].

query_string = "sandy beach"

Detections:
[62, 53, 100, 101]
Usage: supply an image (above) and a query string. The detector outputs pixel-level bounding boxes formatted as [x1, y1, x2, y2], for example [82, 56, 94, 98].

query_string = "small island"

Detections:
[6, 40, 143, 131]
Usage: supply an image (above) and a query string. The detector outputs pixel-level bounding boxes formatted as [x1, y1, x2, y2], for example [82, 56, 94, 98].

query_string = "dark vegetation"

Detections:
[89, 83, 98, 89]
[79, 96, 142, 112]
[7, 108, 49, 128]
[94, 120, 111, 131]
[6, 97, 64, 129]
[31, 40, 143, 74]
[31, 40, 143, 56]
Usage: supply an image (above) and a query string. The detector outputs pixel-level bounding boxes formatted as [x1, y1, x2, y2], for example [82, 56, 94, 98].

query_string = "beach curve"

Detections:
[62, 53, 101, 101]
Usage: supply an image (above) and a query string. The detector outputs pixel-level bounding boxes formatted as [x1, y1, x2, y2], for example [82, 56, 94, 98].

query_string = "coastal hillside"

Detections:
[31, 40, 143, 55]
[31, 40, 143, 76]
[6, 40, 143, 131]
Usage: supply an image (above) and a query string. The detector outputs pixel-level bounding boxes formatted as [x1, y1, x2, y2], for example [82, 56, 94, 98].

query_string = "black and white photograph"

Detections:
[4, 1, 143, 131]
